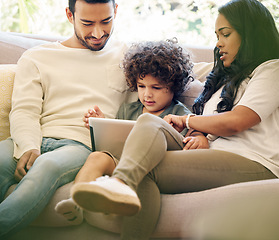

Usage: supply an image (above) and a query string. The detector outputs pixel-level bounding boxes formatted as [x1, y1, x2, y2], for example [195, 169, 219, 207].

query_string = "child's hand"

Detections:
[183, 133, 209, 150]
[83, 105, 105, 129]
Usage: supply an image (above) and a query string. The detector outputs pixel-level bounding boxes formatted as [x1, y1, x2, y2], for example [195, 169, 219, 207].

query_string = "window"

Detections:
[0, 0, 278, 46]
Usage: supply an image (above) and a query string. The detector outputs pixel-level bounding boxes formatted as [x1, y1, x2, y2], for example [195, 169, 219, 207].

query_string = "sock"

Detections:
[55, 198, 83, 225]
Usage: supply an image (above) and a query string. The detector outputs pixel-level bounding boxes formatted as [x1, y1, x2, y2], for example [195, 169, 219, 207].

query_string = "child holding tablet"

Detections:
[55, 39, 208, 238]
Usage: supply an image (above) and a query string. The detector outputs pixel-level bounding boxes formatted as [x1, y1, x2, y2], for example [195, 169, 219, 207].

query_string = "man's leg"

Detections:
[0, 138, 17, 201]
[0, 138, 91, 239]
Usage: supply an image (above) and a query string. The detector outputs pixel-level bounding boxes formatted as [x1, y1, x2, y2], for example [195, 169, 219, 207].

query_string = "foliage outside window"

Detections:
[0, 0, 278, 46]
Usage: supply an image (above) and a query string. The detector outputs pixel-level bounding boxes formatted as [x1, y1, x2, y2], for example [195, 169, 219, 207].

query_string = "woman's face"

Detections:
[215, 14, 241, 67]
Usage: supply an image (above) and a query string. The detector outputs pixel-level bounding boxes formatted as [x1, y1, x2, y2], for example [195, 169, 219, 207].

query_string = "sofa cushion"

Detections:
[0, 32, 49, 64]
[180, 62, 213, 109]
[0, 64, 17, 140]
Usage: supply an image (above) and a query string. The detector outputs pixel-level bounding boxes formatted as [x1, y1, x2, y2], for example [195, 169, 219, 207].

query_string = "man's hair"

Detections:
[68, 0, 115, 14]
[122, 39, 194, 100]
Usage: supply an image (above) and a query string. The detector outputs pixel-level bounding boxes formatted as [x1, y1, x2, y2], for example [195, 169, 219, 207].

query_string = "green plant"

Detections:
[18, 0, 38, 33]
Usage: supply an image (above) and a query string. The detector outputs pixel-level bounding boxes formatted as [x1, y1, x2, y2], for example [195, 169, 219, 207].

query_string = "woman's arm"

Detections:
[190, 105, 260, 136]
[164, 105, 261, 137]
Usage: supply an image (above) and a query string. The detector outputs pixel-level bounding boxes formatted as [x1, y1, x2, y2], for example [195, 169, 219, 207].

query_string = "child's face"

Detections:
[137, 74, 174, 116]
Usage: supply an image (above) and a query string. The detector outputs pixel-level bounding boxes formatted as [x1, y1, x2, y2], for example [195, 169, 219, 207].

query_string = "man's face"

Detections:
[67, 1, 117, 51]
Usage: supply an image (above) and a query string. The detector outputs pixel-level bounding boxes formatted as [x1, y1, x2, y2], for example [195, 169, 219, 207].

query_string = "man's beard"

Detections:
[75, 30, 110, 51]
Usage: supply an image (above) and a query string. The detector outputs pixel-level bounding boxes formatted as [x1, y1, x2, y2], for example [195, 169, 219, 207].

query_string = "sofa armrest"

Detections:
[0, 64, 17, 140]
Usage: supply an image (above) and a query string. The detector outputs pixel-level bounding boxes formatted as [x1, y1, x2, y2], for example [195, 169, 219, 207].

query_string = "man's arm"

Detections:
[10, 53, 43, 159]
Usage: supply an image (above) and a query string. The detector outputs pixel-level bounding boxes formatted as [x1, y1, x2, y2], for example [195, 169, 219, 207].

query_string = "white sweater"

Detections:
[10, 38, 137, 158]
[204, 60, 279, 177]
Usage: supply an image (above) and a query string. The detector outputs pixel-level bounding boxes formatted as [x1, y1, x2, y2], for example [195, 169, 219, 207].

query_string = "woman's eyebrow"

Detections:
[215, 26, 232, 33]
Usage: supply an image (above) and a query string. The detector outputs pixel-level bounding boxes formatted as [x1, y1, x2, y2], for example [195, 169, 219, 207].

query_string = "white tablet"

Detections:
[89, 117, 136, 159]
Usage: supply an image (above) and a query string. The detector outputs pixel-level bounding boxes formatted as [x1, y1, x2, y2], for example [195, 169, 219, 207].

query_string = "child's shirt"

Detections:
[116, 99, 191, 135]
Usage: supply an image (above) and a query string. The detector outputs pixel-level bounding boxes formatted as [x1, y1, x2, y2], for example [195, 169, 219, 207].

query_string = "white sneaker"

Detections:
[71, 177, 141, 216]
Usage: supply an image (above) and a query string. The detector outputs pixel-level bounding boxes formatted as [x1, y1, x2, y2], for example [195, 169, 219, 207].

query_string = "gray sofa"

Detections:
[1, 32, 279, 240]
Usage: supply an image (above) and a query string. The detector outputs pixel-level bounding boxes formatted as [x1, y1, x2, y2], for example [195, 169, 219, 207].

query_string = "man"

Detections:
[0, 0, 136, 238]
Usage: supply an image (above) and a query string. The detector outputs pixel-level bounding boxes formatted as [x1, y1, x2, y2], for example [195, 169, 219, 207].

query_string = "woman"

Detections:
[71, 0, 279, 234]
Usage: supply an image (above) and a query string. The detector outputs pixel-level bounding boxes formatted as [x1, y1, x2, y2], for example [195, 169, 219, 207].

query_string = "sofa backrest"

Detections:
[0, 32, 214, 64]
[0, 32, 65, 64]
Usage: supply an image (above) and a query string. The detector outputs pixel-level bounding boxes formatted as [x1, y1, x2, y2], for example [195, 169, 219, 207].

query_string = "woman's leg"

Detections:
[151, 149, 276, 194]
[113, 113, 275, 192]
[0, 138, 91, 239]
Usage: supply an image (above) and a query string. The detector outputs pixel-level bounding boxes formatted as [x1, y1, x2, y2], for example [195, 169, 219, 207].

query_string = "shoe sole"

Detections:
[71, 183, 141, 216]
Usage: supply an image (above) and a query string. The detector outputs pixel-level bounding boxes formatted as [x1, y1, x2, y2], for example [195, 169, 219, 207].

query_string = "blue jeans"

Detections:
[0, 137, 91, 239]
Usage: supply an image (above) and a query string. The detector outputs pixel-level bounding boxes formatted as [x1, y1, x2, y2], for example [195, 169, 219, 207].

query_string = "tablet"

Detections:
[89, 117, 136, 159]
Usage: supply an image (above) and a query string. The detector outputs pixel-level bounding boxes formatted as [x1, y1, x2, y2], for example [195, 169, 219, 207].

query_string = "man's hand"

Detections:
[163, 114, 187, 133]
[83, 105, 105, 129]
[14, 149, 40, 182]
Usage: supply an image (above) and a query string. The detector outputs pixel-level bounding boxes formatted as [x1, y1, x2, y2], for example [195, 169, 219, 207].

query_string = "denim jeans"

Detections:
[0, 137, 91, 239]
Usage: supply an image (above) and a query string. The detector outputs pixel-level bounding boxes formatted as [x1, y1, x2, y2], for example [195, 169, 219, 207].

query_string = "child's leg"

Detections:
[75, 151, 116, 183]
[55, 151, 116, 224]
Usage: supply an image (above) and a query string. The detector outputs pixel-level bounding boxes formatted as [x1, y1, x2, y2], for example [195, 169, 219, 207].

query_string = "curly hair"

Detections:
[122, 39, 194, 100]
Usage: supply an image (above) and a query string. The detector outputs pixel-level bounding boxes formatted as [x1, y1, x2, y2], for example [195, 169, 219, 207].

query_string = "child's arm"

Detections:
[183, 131, 209, 150]
[83, 105, 105, 129]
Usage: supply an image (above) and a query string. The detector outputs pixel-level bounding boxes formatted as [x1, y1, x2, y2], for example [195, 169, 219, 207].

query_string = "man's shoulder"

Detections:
[21, 42, 62, 57]
[106, 38, 129, 51]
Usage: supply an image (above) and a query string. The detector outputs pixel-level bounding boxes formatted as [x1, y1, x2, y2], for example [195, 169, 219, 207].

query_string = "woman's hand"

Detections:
[183, 132, 209, 150]
[83, 105, 105, 129]
[163, 114, 187, 132]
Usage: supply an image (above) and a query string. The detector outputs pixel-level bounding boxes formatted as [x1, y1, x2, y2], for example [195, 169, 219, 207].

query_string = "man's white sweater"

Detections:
[10, 38, 137, 159]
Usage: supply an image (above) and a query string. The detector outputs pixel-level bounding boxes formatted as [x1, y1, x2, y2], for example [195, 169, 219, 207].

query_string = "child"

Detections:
[55, 39, 208, 224]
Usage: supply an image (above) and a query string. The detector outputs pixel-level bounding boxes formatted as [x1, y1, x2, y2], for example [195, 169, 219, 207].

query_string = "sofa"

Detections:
[1, 31, 279, 240]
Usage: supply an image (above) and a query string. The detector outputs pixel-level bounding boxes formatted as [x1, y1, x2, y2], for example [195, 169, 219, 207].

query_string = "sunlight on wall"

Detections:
[114, 0, 228, 46]
[0, 0, 278, 47]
